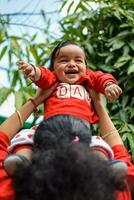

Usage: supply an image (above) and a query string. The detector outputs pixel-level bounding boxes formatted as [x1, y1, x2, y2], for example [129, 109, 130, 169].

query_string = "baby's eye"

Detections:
[76, 59, 83, 63]
[60, 59, 68, 63]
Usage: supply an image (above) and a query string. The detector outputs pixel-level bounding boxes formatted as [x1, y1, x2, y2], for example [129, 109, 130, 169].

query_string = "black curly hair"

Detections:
[13, 134, 126, 200]
[33, 115, 92, 153]
[13, 115, 128, 200]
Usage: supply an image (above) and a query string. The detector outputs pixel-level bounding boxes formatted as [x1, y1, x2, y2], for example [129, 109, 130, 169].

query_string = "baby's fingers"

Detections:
[16, 61, 28, 70]
[16, 60, 25, 65]
[16, 60, 25, 67]
[109, 86, 122, 99]
[106, 91, 114, 102]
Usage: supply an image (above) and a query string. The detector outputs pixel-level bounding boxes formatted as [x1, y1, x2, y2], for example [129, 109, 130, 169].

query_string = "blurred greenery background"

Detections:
[0, 0, 134, 159]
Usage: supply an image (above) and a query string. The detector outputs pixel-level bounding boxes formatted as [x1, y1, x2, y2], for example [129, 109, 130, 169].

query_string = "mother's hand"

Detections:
[33, 83, 58, 106]
[89, 89, 102, 106]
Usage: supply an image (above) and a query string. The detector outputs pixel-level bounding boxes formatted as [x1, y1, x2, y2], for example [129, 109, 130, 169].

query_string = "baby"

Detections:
[18, 40, 122, 126]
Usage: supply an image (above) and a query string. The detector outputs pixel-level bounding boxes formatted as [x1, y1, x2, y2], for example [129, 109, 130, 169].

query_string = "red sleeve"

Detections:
[112, 144, 134, 183]
[0, 131, 10, 159]
[0, 131, 15, 200]
[86, 69, 118, 94]
[34, 66, 57, 89]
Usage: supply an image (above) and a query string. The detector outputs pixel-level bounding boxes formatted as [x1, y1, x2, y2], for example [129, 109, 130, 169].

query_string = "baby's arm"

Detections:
[104, 82, 122, 103]
[17, 61, 57, 89]
[86, 69, 122, 103]
[17, 61, 41, 81]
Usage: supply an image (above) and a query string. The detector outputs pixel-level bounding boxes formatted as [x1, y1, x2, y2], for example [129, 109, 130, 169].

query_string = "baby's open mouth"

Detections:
[65, 70, 78, 74]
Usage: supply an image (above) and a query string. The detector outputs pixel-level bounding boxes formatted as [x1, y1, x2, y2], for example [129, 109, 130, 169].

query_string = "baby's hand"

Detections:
[17, 61, 36, 81]
[104, 83, 122, 102]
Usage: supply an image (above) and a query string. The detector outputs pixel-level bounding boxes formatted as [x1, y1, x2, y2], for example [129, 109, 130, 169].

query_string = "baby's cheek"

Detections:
[55, 69, 65, 81]
[80, 71, 86, 77]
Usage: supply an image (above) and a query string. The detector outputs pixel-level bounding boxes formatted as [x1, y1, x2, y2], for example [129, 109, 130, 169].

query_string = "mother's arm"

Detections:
[90, 89, 134, 183]
[0, 84, 57, 140]
[90, 89, 123, 147]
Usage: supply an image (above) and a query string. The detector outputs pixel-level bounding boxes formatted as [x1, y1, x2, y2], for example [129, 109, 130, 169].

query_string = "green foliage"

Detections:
[0, 87, 12, 105]
[0, 14, 53, 120]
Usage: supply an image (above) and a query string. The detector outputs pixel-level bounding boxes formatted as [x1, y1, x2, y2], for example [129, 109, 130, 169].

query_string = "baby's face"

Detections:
[53, 44, 86, 84]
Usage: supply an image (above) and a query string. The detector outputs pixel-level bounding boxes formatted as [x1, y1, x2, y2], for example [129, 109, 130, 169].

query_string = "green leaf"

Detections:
[0, 30, 4, 44]
[116, 30, 132, 38]
[120, 23, 131, 28]
[127, 134, 134, 161]
[122, 45, 129, 56]
[26, 46, 30, 62]
[0, 87, 12, 105]
[128, 124, 134, 132]
[99, 64, 115, 72]
[0, 45, 7, 60]
[112, 40, 125, 51]
[8, 49, 12, 67]
[105, 54, 114, 64]
[113, 10, 122, 20]
[127, 64, 134, 74]
[118, 55, 132, 62]
[30, 45, 39, 63]
[109, 24, 114, 36]
[11, 70, 19, 87]
[119, 110, 128, 122]
[98, 52, 110, 57]
[86, 43, 95, 55]
[122, 132, 129, 142]
[129, 40, 134, 51]
[73, 1, 82, 13]
[122, 96, 129, 107]
[11, 38, 20, 50]
[23, 91, 31, 101]
[114, 61, 127, 68]
[130, 109, 134, 119]
[14, 90, 23, 109]
[120, 123, 130, 133]
[9, 36, 22, 40]
[114, 55, 131, 68]
[86, 61, 97, 70]
[59, 0, 68, 12]
[67, 1, 74, 14]
[31, 34, 37, 41]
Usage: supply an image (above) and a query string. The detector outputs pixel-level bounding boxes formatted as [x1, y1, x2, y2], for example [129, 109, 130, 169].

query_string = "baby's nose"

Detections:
[68, 60, 76, 67]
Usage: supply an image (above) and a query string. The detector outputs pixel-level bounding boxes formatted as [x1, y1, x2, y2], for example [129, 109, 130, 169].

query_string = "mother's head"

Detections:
[33, 115, 91, 153]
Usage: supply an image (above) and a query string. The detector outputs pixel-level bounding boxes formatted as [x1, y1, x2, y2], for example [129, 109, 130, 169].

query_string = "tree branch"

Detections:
[0, 11, 58, 17]
[2, 22, 45, 31]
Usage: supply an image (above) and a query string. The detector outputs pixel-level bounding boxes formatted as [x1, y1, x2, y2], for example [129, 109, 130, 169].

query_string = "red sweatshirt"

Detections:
[0, 132, 15, 200]
[35, 66, 118, 124]
[112, 145, 134, 200]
